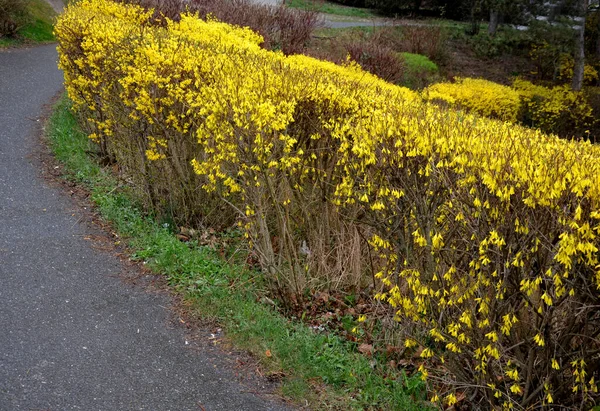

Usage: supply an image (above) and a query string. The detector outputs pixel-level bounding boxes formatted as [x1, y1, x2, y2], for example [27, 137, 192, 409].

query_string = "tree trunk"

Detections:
[548, 0, 566, 23]
[488, 9, 500, 35]
[413, 0, 422, 14]
[572, 0, 588, 91]
[469, 0, 481, 35]
[596, 11, 600, 59]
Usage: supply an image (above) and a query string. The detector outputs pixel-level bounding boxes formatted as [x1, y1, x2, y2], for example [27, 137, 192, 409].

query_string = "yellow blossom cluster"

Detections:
[423, 77, 522, 122]
[512, 78, 595, 135]
[424, 76, 596, 139]
[558, 55, 599, 85]
[55, 0, 600, 407]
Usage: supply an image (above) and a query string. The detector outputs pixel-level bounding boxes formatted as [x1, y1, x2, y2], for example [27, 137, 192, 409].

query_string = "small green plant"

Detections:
[400, 52, 438, 89]
[401, 52, 437, 72]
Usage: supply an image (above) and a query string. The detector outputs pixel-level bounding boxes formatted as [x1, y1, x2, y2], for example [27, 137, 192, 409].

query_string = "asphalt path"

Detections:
[0, 44, 289, 411]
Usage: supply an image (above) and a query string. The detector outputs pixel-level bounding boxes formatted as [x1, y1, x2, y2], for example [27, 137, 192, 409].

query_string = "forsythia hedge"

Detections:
[423, 78, 522, 122]
[56, 1, 600, 408]
[424, 77, 596, 139]
[513, 78, 595, 137]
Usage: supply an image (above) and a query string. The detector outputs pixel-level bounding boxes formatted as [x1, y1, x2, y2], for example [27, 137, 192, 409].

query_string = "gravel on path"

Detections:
[0, 44, 290, 411]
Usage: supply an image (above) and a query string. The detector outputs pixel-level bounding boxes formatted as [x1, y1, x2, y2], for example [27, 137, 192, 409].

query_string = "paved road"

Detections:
[0, 44, 288, 411]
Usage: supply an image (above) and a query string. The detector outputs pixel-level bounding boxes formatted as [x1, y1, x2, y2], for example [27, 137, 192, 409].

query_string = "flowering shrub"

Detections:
[56, 0, 416, 297]
[121, 0, 321, 55]
[513, 78, 596, 138]
[423, 78, 522, 122]
[424, 77, 597, 139]
[558, 55, 599, 86]
[56, 1, 600, 408]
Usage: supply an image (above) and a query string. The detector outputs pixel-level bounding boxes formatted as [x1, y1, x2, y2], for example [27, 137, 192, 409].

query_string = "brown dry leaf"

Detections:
[358, 343, 374, 356]
[265, 349, 272, 358]
[317, 292, 330, 303]
[176, 234, 190, 242]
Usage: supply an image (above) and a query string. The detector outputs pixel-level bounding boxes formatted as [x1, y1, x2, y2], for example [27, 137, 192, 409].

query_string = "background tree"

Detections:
[572, 0, 589, 90]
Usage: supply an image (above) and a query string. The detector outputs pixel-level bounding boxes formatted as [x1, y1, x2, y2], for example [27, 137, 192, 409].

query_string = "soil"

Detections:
[440, 40, 535, 84]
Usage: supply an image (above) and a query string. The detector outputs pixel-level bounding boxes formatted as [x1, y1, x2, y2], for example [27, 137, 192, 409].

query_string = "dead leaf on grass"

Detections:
[358, 343, 374, 356]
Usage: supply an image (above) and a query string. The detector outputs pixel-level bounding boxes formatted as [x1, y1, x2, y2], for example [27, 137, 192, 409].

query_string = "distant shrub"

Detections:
[344, 38, 405, 83]
[424, 78, 521, 122]
[527, 20, 575, 81]
[513, 78, 596, 138]
[364, 0, 415, 14]
[398, 24, 446, 62]
[310, 28, 406, 84]
[584, 86, 600, 142]
[468, 29, 529, 59]
[401, 52, 437, 72]
[558, 55, 599, 86]
[0, 0, 28, 37]
[400, 52, 438, 89]
[424, 77, 597, 139]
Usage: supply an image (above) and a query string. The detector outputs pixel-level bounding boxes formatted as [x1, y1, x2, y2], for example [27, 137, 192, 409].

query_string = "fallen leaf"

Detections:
[315, 292, 329, 303]
[358, 343, 374, 356]
[176, 234, 190, 242]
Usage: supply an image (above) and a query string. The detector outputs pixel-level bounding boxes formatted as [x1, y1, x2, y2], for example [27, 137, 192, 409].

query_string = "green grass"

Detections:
[0, 0, 56, 47]
[401, 52, 438, 73]
[47, 95, 428, 410]
[0, 37, 17, 47]
[313, 25, 375, 37]
[287, 0, 379, 19]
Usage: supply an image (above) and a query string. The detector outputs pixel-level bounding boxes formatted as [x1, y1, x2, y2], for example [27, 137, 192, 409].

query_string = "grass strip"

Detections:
[0, 0, 56, 47]
[286, 0, 378, 19]
[46, 95, 427, 410]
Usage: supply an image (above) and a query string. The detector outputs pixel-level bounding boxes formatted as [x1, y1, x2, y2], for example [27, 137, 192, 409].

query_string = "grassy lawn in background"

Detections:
[287, 0, 379, 19]
[47, 95, 429, 410]
[0, 0, 56, 47]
